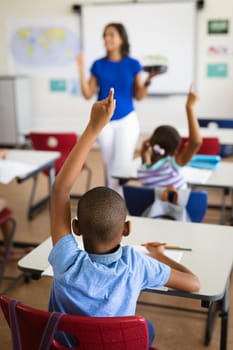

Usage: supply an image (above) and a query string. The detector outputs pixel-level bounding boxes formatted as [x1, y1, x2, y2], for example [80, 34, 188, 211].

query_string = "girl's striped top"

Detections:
[137, 156, 187, 189]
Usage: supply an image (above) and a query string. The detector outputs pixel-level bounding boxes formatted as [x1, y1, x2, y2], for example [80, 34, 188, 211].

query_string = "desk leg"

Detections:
[27, 163, 55, 220]
[231, 189, 233, 226]
[220, 278, 230, 350]
[204, 276, 230, 350]
[204, 301, 219, 346]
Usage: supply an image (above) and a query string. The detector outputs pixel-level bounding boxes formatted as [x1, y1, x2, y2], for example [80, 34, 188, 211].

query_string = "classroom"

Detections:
[0, 0, 233, 349]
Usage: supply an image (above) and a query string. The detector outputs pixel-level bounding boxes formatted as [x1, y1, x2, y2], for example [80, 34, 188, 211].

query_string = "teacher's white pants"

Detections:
[97, 111, 140, 195]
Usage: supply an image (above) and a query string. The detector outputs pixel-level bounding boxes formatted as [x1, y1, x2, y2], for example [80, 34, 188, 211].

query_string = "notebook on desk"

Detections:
[187, 155, 221, 170]
[0, 160, 37, 184]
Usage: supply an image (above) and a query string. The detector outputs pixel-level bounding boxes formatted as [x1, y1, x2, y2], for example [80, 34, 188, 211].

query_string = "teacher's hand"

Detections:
[148, 70, 166, 79]
[76, 52, 84, 71]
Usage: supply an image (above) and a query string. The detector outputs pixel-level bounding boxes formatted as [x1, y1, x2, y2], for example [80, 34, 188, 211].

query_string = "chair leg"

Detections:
[231, 189, 233, 226]
[70, 166, 93, 201]
[27, 174, 50, 220]
[0, 217, 22, 293]
[28, 175, 39, 219]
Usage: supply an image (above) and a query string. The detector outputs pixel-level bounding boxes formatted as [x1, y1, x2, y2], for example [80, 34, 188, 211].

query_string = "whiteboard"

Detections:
[82, 2, 196, 95]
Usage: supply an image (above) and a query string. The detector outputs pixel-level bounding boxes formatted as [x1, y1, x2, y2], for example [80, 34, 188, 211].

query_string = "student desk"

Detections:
[0, 149, 60, 219]
[112, 158, 233, 224]
[18, 216, 233, 350]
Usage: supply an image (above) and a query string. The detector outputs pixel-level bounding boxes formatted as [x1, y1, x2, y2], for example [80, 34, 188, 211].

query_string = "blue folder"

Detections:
[187, 155, 221, 169]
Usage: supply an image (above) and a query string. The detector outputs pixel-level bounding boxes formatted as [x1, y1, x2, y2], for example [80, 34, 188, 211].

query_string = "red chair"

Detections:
[178, 137, 220, 155]
[0, 295, 157, 350]
[0, 209, 19, 293]
[28, 132, 93, 219]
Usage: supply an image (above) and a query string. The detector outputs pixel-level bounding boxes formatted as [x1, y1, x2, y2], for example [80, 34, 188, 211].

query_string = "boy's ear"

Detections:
[72, 218, 82, 236]
[122, 220, 131, 237]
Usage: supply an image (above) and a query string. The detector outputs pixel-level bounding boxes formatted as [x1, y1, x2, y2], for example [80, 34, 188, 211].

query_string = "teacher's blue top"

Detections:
[91, 56, 142, 121]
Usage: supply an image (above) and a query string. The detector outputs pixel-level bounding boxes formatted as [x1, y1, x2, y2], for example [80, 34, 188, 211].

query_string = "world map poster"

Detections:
[6, 17, 80, 77]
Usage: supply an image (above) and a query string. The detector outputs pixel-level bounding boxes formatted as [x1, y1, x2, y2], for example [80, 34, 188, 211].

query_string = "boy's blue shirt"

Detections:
[91, 55, 142, 120]
[48, 233, 170, 317]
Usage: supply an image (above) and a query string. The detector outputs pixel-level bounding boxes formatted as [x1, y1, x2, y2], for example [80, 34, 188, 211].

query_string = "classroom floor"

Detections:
[0, 148, 233, 350]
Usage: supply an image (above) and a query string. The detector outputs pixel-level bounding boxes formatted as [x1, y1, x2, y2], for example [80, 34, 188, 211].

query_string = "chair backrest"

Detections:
[197, 119, 233, 157]
[123, 185, 208, 223]
[0, 295, 150, 350]
[29, 132, 78, 175]
[178, 137, 220, 155]
[0, 208, 13, 224]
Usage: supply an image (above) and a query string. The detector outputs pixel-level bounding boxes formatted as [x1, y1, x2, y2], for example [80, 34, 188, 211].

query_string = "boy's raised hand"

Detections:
[89, 88, 116, 132]
[186, 84, 199, 109]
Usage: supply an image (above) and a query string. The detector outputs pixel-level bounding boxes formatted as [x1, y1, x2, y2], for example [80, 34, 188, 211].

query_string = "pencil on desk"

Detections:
[141, 243, 192, 251]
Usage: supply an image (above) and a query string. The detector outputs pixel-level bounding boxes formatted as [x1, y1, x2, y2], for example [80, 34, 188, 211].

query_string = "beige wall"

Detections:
[0, 0, 232, 137]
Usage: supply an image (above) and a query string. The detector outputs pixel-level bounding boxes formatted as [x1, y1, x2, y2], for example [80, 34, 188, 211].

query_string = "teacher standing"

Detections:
[77, 22, 162, 194]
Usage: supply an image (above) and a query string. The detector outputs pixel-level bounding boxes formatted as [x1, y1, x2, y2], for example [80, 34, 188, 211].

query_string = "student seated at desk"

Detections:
[0, 149, 12, 254]
[137, 85, 202, 189]
[49, 88, 200, 348]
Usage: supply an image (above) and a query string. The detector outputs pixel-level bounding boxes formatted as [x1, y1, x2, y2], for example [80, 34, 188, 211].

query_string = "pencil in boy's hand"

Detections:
[165, 246, 192, 251]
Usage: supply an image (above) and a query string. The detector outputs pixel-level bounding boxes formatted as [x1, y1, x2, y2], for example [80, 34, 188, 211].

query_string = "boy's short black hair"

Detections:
[77, 187, 127, 242]
[150, 125, 181, 156]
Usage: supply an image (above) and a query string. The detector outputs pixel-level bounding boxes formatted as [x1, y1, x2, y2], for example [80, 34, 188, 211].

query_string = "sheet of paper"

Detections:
[181, 166, 212, 184]
[0, 159, 37, 184]
[131, 245, 183, 262]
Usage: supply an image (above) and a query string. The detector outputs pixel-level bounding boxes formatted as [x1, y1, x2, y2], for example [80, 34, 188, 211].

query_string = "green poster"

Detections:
[207, 64, 228, 78]
[50, 79, 67, 92]
[208, 20, 229, 34]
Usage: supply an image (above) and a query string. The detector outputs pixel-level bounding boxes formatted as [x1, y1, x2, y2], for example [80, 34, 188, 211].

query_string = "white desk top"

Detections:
[113, 158, 233, 189]
[199, 161, 233, 188]
[18, 216, 233, 302]
[7, 149, 60, 167]
[0, 149, 60, 184]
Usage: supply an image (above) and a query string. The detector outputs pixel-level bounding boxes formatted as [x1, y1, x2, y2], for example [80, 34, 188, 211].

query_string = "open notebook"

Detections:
[187, 155, 221, 170]
[0, 160, 37, 184]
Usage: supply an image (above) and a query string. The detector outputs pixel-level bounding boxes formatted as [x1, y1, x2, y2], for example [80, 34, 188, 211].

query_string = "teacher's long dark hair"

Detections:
[103, 23, 130, 57]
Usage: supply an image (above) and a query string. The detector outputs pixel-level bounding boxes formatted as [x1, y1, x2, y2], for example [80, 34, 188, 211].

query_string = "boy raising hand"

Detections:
[50, 88, 116, 246]
[49, 88, 199, 349]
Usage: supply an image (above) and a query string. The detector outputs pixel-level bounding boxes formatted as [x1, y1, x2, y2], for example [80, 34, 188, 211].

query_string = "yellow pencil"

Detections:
[141, 243, 192, 251]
